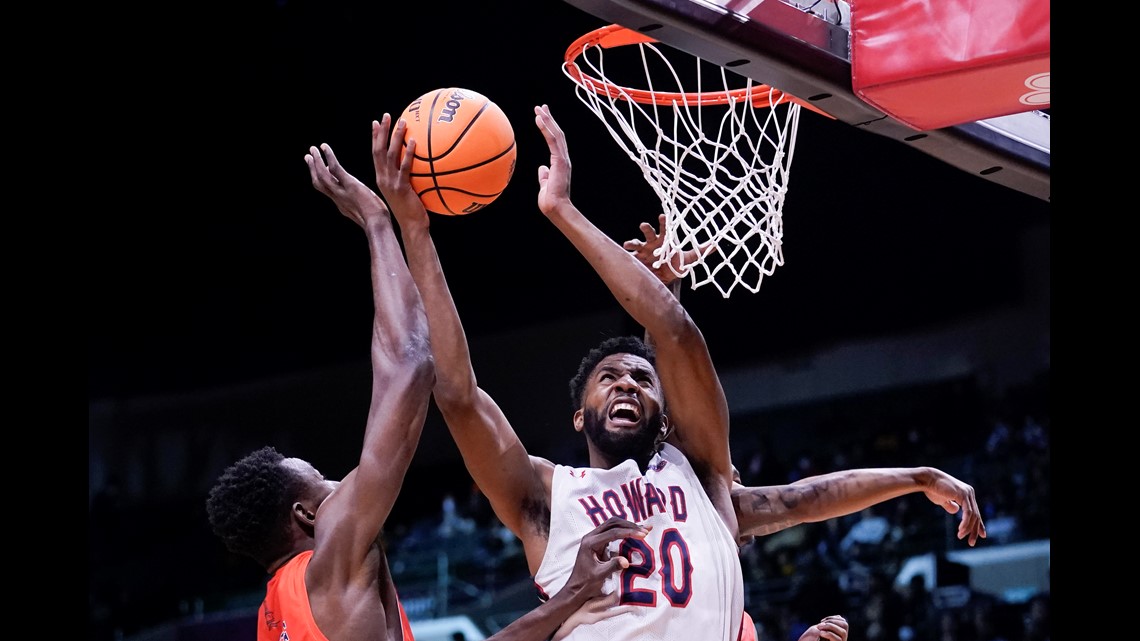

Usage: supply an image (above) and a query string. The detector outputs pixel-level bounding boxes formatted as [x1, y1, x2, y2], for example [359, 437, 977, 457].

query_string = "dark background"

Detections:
[89, 0, 1048, 401]
[89, 0, 1050, 638]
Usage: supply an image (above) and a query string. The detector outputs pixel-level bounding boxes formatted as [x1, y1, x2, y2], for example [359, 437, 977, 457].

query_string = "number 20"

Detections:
[618, 528, 693, 606]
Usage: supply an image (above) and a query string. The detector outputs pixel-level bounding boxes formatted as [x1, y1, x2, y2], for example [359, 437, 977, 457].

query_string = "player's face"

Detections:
[578, 353, 666, 461]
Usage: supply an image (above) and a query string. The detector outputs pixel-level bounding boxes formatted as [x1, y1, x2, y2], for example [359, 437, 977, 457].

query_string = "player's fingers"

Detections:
[534, 107, 554, 142]
[602, 555, 630, 572]
[957, 508, 972, 533]
[941, 498, 960, 514]
[962, 515, 986, 546]
[370, 119, 383, 160]
[375, 112, 391, 149]
[583, 518, 649, 550]
[585, 524, 646, 550]
[965, 493, 984, 531]
[304, 148, 321, 181]
[401, 137, 416, 176]
[533, 120, 547, 145]
[640, 221, 657, 241]
[322, 143, 347, 183]
[590, 516, 643, 534]
[540, 104, 559, 130]
[308, 145, 326, 171]
[624, 239, 645, 251]
[370, 116, 387, 161]
[816, 623, 844, 640]
[390, 117, 409, 167]
[950, 493, 981, 545]
[307, 145, 332, 189]
[536, 105, 566, 147]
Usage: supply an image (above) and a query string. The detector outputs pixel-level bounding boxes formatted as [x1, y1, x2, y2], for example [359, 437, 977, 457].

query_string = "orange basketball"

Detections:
[400, 87, 517, 216]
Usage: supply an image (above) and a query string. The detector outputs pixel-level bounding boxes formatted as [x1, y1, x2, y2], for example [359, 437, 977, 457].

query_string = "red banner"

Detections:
[850, 0, 1049, 131]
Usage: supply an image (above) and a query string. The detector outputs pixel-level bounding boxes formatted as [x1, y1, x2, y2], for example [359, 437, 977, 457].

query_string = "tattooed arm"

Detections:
[732, 467, 987, 545]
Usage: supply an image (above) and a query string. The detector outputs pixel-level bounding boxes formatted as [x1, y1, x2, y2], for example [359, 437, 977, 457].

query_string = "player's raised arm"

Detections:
[534, 104, 733, 495]
[371, 114, 554, 566]
[301, 141, 434, 614]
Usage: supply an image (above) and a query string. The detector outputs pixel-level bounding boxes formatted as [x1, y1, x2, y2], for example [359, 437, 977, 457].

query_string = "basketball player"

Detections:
[206, 141, 652, 641]
[371, 104, 744, 641]
[205, 141, 431, 641]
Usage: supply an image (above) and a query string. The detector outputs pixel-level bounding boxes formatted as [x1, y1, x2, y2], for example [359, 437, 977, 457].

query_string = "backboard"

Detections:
[560, 0, 1050, 202]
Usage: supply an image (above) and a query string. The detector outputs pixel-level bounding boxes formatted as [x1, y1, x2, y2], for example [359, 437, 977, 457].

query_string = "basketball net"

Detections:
[564, 25, 811, 297]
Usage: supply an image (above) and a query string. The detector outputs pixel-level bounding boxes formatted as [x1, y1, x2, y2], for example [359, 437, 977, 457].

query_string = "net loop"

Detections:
[563, 25, 805, 297]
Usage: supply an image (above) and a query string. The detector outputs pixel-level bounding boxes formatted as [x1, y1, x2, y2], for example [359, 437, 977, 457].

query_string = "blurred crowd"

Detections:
[90, 374, 1048, 641]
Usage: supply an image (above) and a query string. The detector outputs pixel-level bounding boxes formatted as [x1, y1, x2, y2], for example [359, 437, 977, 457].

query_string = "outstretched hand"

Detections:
[534, 104, 573, 217]
[622, 214, 714, 286]
[304, 142, 389, 228]
[797, 615, 849, 641]
[371, 113, 430, 231]
[923, 468, 987, 546]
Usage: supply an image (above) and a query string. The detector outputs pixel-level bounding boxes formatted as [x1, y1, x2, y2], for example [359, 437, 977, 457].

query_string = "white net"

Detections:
[563, 28, 802, 297]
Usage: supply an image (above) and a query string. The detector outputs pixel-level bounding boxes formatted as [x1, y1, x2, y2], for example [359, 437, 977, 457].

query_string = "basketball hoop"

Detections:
[564, 24, 826, 297]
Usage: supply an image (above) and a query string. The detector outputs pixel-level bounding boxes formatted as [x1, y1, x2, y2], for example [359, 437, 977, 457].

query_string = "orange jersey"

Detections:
[739, 611, 758, 641]
[258, 550, 415, 641]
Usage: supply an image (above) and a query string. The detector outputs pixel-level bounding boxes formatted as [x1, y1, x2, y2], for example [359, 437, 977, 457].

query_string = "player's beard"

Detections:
[581, 407, 664, 463]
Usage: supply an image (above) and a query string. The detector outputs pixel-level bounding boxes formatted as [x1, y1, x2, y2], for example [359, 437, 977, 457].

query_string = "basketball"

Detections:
[400, 87, 517, 216]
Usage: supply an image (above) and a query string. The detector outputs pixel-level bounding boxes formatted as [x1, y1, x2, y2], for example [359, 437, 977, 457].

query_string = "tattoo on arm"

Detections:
[733, 478, 837, 536]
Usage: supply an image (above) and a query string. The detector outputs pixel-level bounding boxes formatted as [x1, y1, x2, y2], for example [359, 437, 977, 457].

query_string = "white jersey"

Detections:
[535, 443, 744, 641]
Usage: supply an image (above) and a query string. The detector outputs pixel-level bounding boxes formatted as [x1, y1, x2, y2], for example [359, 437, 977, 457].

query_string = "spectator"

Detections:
[897, 574, 936, 641]
[1022, 593, 1049, 641]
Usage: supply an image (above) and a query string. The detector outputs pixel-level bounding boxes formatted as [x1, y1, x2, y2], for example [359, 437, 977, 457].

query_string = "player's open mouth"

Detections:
[608, 400, 641, 427]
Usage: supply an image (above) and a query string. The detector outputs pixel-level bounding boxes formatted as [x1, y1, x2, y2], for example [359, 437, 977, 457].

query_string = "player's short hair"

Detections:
[569, 335, 657, 411]
[206, 445, 302, 566]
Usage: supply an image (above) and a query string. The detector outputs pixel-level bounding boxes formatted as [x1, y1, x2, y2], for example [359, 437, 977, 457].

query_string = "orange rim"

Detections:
[564, 24, 833, 117]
